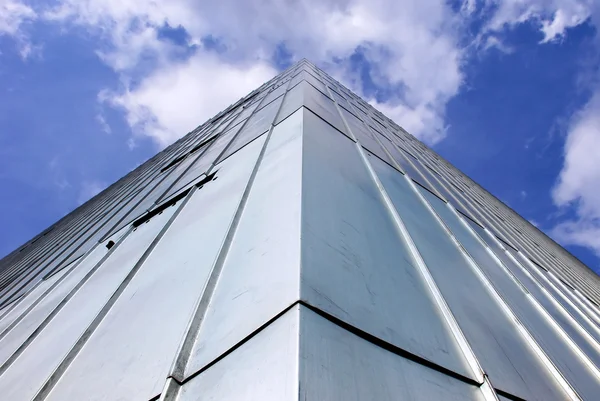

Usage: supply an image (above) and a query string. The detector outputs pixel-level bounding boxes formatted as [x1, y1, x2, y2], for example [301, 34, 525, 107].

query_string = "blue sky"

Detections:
[1, 0, 600, 273]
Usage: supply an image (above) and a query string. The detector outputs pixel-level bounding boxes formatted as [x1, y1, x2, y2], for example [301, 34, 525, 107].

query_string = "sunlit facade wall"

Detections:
[1, 59, 600, 400]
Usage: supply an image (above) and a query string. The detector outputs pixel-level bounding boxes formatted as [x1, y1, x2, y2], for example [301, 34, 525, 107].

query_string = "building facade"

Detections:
[0, 59, 600, 400]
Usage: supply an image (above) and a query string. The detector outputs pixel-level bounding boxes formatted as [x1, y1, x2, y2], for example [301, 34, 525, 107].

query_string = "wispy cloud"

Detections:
[35, 0, 472, 146]
[552, 89, 600, 256]
[96, 113, 112, 134]
[0, 0, 37, 57]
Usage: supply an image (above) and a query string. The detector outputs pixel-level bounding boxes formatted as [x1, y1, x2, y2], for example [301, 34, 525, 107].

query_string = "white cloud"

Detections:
[0, 0, 35, 36]
[552, 91, 600, 256]
[38, 0, 468, 146]
[3, 0, 597, 147]
[100, 54, 275, 147]
[484, 0, 595, 43]
[0, 0, 36, 57]
[96, 114, 112, 134]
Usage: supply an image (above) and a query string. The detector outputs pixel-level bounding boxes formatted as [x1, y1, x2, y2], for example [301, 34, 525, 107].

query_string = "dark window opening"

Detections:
[242, 91, 259, 106]
[426, 165, 440, 176]
[450, 182, 464, 194]
[558, 277, 575, 291]
[401, 148, 418, 160]
[585, 295, 600, 308]
[529, 258, 548, 271]
[196, 170, 218, 189]
[458, 210, 484, 228]
[413, 179, 446, 203]
[210, 113, 227, 125]
[496, 236, 517, 251]
[189, 135, 218, 155]
[133, 187, 192, 227]
[106, 240, 115, 250]
[161, 154, 188, 173]
[368, 124, 383, 135]
[373, 117, 387, 130]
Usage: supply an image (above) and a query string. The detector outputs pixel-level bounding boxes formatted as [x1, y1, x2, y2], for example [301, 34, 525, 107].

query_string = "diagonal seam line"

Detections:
[176, 299, 482, 389]
[494, 386, 527, 401]
[299, 301, 482, 387]
[168, 301, 299, 386]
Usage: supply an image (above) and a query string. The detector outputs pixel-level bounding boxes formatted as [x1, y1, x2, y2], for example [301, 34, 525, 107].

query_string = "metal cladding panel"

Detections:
[337, 105, 395, 166]
[0, 207, 175, 401]
[275, 81, 347, 137]
[329, 88, 353, 111]
[481, 228, 600, 369]
[461, 219, 600, 398]
[184, 110, 302, 377]
[291, 70, 329, 95]
[275, 81, 304, 125]
[176, 305, 300, 401]
[2, 59, 600, 400]
[162, 122, 244, 201]
[0, 262, 70, 336]
[299, 108, 473, 379]
[177, 305, 485, 401]
[105, 155, 199, 234]
[0, 243, 108, 368]
[298, 306, 486, 401]
[417, 187, 572, 400]
[41, 138, 267, 401]
[370, 156, 573, 400]
[507, 246, 600, 345]
[219, 95, 282, 161]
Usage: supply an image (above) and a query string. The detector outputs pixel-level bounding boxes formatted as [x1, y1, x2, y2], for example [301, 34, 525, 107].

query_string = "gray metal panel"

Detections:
[371, 158, 572, 400]
[461, 219, 600, 398]
[337, 105, 395, 166]
[299, 305, 486, 401]
[43, 142, 270, 400]
[176, 305, 299, 401]
[329, 88, 353, 111]
[418, 188, 572, 399]
[0, 208, 175, 401]
[299, 108, 473, 379]
[103, 157, 199, 237]
[274, 81, 304, 125]
[510, 248, 600, 344]
[0, 244, 108, 368]
[219, 95, 282, 161]
[260, 82, 288, 107]
[292, 69, 329, 96]
[477, 230, 600, 369]
[183, 109, 302, 377]
[302, 82, 347, 135]
[161, 122, 245, 201]
[275, 81, 347, 136]
[44, 132, 267, 400]
[0, 263, 70, 336]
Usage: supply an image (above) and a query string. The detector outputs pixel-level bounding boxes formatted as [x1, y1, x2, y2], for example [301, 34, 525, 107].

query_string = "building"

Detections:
[0, 59, 599, 400]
